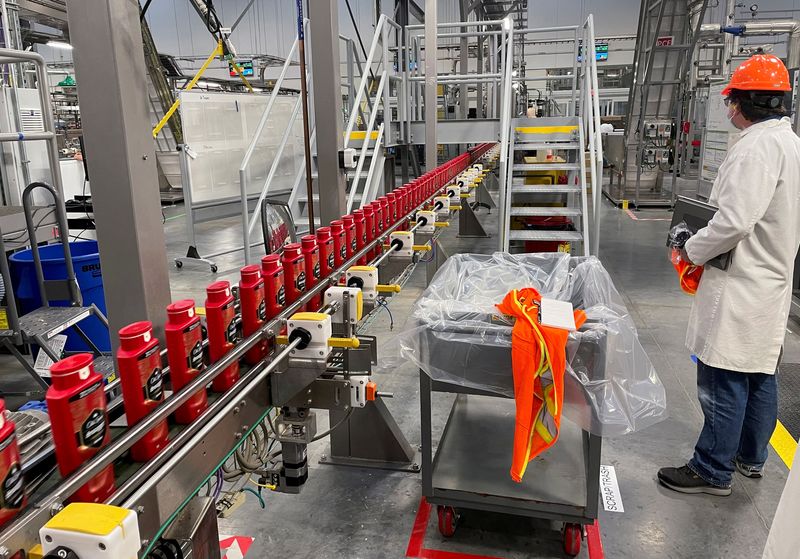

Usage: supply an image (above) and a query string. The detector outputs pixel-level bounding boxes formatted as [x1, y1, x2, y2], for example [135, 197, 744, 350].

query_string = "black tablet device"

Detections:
[669, 196, 732, 270]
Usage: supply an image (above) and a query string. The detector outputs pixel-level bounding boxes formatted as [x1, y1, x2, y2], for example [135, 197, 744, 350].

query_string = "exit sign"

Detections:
[657, 36, 674, 47]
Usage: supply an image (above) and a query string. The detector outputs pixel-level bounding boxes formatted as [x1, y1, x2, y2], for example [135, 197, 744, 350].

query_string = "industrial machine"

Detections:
[0, 145, 494, 559]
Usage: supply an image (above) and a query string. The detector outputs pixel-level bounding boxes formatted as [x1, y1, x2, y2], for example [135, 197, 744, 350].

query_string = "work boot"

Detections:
[735, 458, 763, 479]
[657, 465, 732, 496]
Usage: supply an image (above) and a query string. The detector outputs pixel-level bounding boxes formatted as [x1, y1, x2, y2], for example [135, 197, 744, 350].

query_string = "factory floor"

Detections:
[2, 192, 797, 558]
[160, 197, 795, 559]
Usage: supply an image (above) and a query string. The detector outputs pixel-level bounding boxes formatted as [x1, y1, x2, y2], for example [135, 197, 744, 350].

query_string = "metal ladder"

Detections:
[0, 183, 112, 395]
[502, 116, 589, 255]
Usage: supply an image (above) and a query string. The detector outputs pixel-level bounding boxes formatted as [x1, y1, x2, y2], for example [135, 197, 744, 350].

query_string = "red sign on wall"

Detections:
[657, 36, 674, 47]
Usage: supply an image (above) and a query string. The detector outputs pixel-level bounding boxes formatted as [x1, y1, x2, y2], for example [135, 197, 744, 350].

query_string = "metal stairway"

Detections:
[503, 116, 589, 251]
[614, 0, 710, 206]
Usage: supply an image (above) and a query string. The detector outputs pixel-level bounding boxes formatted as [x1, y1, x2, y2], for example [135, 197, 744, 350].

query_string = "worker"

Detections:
[657, 54, 800, 496]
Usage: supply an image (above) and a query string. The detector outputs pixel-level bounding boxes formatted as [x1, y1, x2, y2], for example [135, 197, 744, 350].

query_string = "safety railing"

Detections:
[238, 20, 310, 264]
[343, 14, 402, 214]
[580, 14, 604, 256]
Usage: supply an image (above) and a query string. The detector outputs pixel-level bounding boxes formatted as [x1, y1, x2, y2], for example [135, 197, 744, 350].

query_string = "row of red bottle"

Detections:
[37, 147, 486, 510]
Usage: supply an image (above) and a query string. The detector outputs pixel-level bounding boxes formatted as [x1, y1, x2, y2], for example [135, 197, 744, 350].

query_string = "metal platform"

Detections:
[513, 163, 581, 172]
[510, 184, 582, 194]
[510, 207, 582, 217]
[18, 306, 93, 340]
[432, 394, 587, 511]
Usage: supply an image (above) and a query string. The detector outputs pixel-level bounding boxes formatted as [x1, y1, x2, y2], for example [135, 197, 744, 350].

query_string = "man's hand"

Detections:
[681, 248, 695, 266]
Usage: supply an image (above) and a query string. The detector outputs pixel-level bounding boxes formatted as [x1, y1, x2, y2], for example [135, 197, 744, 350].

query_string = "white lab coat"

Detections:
[685, 117, 800, 373]
[762, 441, 800, 559]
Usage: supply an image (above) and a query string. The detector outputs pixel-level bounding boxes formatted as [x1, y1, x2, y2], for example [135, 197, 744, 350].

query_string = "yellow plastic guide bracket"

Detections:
[460, 193, 471, 199]
[434, 222, 449, 227]
[450, 205, 463, 210]
[412, 245, 432, 252]
[153, 41, 224, 138]
[328, 337, 360, 349]
[377, 284, 402, 293]
[276, 335, 289, 345]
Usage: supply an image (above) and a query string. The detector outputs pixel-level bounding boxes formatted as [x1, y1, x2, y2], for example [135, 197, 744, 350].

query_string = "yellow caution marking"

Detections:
[770, 419, 797, 469]
[346, 130, 380, 140]
[515, 125, 578, 134]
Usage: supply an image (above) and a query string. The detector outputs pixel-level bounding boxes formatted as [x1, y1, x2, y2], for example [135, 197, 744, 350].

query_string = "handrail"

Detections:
[586, 14, 604, 256]
[360, 123, 386, 207]
[344, 13, 389, 149]
[346, 71, 387, 213]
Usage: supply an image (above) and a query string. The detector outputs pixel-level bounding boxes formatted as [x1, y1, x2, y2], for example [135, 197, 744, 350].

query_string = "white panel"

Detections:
[179, 90, 304, 204]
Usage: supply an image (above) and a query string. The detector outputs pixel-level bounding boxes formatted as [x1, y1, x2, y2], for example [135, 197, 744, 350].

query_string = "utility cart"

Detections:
[400, 253, 665, 557]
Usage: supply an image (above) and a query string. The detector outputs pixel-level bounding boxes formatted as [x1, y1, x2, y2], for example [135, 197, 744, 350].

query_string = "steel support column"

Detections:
[67, 0, 171, 347]
[309, 0, 347, 225]
[424, 0, 437, 169]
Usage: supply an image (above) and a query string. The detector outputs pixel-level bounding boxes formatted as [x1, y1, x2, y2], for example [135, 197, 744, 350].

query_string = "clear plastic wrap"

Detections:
[383, 252, 668, 436]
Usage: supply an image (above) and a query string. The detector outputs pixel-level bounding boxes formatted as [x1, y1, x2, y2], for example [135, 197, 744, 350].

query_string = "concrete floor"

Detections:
[3, 194, 795, 558]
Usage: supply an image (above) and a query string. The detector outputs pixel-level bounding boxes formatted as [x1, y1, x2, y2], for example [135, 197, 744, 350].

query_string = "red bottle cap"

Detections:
[352, 209, 365, 222]
[261, 254, 281, 274]
[300, 234, 318, 251]
[363, 205, 374, 218]
[283, 243, 302, 258]
[167, 299, 196, 321]
[50, 353, 96, 387]
[118, 321, 154, 351]
[240, 264, 261, 282]
[342, 215, 355, 227]
[316, 226, 332, 242]
[206, 280, 232, 303]
[330, 220, 344, 234]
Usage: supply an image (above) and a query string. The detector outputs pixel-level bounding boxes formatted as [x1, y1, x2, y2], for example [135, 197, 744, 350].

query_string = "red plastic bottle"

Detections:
[371, 201, 385, 259]
[363, 205, 376, 261]
[117, 321, 169, 462]
[301, 235, 322, 311]
[281, 243, 306, 306]
[205, 281, 240, 392]
[261, 254, 286, 319]
[352, 210, 367, 265]
[0, 400, 25, 527]
[386, 193, 398, 225]
[329, 220, 347, 268]
[342, 214, 357, 259]
[164, 300, 208, 424]
[47, 354, 115, 503]
[239, 265, 268, 365]
[316, 226, 335, 279]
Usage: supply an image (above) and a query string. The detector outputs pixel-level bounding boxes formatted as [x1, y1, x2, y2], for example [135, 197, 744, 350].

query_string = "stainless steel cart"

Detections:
[418, 321, 604, 557]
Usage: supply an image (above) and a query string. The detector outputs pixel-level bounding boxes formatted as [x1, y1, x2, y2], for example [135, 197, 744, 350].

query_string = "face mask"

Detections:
[727, 103, 744, 130]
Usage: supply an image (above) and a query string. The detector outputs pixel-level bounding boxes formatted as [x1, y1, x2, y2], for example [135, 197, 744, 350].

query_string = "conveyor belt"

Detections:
[778, 362, 800, 440]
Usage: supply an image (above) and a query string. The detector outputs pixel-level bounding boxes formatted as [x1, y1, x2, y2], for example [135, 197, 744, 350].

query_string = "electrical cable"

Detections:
[311, 407, 354, 442]
[242, 487, 266, 508]
[140, 0, 154, 21]
[376, 298, 394, 330]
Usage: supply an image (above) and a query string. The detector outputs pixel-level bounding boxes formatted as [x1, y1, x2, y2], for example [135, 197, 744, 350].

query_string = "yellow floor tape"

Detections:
[770, 419, 796, 469]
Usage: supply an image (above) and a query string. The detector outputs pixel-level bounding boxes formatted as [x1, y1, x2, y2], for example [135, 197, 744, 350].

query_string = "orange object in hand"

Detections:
[670, 248, 703, 295]
[496, 288, 587, 483]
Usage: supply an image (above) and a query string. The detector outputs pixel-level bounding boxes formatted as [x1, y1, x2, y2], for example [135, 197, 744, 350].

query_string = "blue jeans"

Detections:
[688, 360, 778, 488]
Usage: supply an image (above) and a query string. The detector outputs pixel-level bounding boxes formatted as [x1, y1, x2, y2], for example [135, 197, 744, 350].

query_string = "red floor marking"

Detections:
[625, 209, 639, 221]
[586, 520, 605, 559]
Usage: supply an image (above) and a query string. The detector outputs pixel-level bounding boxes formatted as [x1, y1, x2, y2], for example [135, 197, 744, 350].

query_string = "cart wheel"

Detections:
[175, 259, 183, 269]
[563, 523, 582, 557]
[437, 505, 458, 537]
[210, 264, 218, 273]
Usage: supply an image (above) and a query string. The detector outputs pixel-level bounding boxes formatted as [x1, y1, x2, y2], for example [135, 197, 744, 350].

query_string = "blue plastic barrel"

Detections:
[9, 240, 110, 352]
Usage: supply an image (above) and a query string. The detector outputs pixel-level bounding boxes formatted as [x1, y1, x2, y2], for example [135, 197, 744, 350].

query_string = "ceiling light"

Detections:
[47, 41, 73, 50]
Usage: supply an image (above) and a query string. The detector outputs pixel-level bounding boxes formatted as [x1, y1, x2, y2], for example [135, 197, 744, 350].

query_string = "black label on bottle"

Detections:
[1, 461, 23, 509]
[328, 254, 335, 269]
[79, 409, 107, 448]
[257, 299, 267, 321]
[189, 340, 204, 371]
[226, 317, 239, 344]
[296, 271, 306, 291]
[144, 367, 164, 402]
[277, 285, 286, 306]
[340, 246, 347, 260]
[362, 233, 367, 243]
[313, 262, 321, 279]
[351, 239, 357, 252]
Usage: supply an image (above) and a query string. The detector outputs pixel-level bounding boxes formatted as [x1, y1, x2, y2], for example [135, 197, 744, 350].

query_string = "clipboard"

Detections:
[669, 196, 732, 270]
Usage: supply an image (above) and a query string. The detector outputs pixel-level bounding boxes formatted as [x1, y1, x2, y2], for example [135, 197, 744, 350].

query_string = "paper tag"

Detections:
[33, 334, 68, 378]
[599, 465, 624, 512]
[539, 298, 576, 331]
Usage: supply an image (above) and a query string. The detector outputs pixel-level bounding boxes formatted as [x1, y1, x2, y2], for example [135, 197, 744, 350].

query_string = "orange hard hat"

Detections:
[722, 54, 791, 96]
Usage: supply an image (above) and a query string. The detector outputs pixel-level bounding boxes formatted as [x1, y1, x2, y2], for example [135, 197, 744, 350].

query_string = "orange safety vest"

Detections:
[496, 288, 587, 483]
[670, 248, 703, 295]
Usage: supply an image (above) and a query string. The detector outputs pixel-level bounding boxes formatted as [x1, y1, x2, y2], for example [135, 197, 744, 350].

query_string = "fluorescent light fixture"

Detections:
[47, 41, 73, 50]
[502, 17, 512, 31]
[512, 69, 518, 77]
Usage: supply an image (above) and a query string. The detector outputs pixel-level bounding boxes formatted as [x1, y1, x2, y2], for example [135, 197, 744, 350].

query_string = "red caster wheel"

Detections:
[437, 505, 458, 537]
[563, 523, 582, 556]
